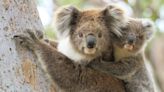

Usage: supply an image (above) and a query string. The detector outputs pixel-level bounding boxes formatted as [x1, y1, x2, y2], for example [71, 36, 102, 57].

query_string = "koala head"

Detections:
[112, 18, 155, 53]
[54, 5, 125, 63]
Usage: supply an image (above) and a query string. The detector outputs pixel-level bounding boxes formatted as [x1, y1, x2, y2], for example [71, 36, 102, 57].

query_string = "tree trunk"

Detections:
[0, 0, 55, 92]
[150, 36, 164, 92]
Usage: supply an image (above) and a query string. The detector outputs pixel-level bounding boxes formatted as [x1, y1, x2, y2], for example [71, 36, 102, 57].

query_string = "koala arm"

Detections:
[14, 30, 80, 89]
[90, 55, 142, 79]
[14, 30, 127, 92]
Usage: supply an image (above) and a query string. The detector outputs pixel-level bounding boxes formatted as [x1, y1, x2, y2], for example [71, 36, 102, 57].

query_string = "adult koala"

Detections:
[14, 5, 126, 92]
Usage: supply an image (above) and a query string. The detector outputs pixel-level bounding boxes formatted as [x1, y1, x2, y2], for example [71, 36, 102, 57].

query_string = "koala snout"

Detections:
[86, 34, 96, 49]
[127, 34, 136, 45]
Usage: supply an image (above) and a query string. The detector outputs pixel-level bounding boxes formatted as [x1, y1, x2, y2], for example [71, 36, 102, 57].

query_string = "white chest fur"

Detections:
[57, 36, 86, 63]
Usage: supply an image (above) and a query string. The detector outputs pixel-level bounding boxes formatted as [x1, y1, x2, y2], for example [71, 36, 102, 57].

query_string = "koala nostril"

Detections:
[87, 41, 95, 48]
[128, 39, 134, 44]
[86, 34, 96, 49]
[128, 35, 135, 44]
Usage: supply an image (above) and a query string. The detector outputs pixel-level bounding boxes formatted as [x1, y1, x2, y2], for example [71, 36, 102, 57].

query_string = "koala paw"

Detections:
[89, 59, 101, 69]
[14, 29, 40, 50]
[35, 29, 44, 39]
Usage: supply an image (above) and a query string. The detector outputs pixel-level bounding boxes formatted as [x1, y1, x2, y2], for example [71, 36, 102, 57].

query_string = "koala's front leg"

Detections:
[90, 56, 142, 79]
[14, 30, 79, 89]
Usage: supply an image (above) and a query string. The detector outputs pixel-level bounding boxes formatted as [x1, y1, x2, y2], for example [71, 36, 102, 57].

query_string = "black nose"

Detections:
[86, 34, 96, 48]
[127, 35, 136, 44]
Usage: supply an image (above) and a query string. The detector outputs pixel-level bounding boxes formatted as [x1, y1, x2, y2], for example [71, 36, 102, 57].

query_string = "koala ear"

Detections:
[102, 4, 126, 37]
[103, 4, 124, 20]
[54, 5, 80, 39]
[141, 19, 156, 40]
[142, 19, 154, 28]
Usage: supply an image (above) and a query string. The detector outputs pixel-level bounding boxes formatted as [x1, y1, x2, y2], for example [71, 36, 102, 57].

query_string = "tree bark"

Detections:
[0, 0, 55, 92]
[150, 36, 164, 92]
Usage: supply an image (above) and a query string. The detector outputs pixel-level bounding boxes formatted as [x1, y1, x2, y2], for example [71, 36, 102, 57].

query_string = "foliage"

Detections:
[58, 0, 83, 7]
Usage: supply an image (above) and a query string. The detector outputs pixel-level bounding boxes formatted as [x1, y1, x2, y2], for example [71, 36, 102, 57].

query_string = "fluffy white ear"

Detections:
[142, 18, 154, 28]
[142, 18, 156, 40]
[106, 4, 125, 20]
[103, 4, 127, 37]
[54, 5, 79, 39]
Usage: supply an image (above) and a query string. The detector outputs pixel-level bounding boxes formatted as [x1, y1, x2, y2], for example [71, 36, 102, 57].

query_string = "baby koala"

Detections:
[90, 18, 155, 92]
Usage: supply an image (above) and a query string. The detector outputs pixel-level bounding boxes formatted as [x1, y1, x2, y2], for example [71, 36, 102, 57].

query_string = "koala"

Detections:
[54, 5, 126, 65]
[43, 39, 58, 48]
[90, 18, 155, 92]
[14, 5, 127, 92]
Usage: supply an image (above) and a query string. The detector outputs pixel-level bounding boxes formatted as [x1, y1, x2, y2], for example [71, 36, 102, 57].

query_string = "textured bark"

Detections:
[0, 0, 55, 92]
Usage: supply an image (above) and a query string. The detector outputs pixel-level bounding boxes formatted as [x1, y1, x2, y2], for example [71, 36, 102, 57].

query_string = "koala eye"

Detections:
[138, 35, 143, 39]
[78, 32, 83, 38]
[120, 26, 128, 31]
[98, 32, 102, 38]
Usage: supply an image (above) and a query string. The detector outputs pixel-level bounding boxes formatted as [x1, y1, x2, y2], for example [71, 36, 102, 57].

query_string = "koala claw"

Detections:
[14, 29, 40, 50]
[35, 29, 44, 39]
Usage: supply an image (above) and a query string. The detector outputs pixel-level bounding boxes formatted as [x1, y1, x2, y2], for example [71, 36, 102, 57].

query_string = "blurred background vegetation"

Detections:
[36, 0, 164, 92]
